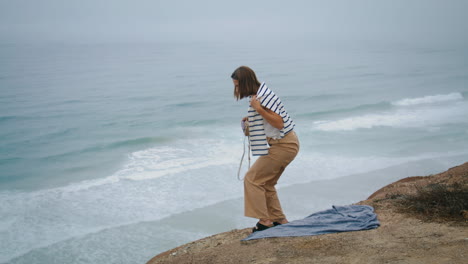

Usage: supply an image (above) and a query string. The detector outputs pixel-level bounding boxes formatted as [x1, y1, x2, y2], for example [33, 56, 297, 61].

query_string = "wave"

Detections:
[106, 137, 170, 149]
[0, 157, 22, 166]
[0, 115, 18, 123]
[2, 149, 468, 263]
[175, 119, 221, 127]
[37, 136, 171, 161]
[8, 152, 468, 264]
[0, 115, 37, 123]
[287, 93, 352, 102]
[167, 101, 208, 108]
[300, 101, 391, 119]
[303, 92, 465, 121]
[300, 92, 464, 121]
[37, 127, 77, 139]
[102, 138, 241, 182]
[2, 132, 468, 263]
[0, 139, 244, 263]
[313, 113, 412, 131]
[392, 92, 464, 106]
[313, 92, 467, 131]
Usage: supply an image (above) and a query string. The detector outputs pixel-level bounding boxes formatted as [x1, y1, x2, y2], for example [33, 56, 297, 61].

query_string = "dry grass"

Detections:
[396, 182, 468, 221]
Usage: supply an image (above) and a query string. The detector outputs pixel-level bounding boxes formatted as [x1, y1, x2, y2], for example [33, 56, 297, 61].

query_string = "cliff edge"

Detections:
[147, 162, 468, 264]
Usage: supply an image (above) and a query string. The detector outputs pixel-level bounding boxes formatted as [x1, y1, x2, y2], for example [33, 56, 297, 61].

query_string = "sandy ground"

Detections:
[147, 163, 468, 264]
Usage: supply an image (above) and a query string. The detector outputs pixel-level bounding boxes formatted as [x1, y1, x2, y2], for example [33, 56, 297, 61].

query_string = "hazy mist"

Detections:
[1, 0, 467, 45]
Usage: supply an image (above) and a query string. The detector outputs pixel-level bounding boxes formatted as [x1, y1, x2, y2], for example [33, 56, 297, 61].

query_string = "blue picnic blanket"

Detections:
[242, 205, 380, 241]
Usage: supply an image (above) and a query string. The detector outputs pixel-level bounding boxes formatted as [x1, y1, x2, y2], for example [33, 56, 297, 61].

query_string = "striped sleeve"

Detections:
[259, 86, 282, 115]
[257, 82, 295, 137]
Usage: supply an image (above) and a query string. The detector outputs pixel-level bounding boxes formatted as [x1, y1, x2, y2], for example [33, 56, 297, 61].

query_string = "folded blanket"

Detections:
[242, 205, 380, 241]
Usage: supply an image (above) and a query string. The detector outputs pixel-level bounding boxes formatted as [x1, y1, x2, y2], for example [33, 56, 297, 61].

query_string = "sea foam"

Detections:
[313, 93, 467, 131]
[392, 92, 463, 106]
[2, 136, 468, 264]
[0, 138, 244, 263]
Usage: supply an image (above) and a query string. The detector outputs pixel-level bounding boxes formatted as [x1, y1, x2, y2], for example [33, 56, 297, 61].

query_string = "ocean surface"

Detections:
[1, 39, 468, 263]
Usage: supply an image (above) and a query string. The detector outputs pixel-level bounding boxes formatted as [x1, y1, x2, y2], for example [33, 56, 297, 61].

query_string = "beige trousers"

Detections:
[244, 131, 299, 220]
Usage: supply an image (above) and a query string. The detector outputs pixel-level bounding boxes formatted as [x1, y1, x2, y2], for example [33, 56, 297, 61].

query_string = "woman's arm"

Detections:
[251, 95, 284, 130]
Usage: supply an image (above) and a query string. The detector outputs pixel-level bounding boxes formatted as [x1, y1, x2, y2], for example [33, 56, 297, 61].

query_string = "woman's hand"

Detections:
[251, 95, 284, 130]
[250, 95, 262, 111]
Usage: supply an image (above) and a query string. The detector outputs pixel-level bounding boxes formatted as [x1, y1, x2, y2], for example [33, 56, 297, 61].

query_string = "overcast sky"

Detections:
[0, 0, 467, 45]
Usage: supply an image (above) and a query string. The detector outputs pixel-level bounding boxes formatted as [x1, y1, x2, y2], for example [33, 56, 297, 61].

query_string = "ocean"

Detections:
[1, 39, 468, 263]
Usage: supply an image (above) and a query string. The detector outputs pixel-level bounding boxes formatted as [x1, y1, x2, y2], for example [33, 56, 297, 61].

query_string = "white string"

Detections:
[237, 136, 251, 181]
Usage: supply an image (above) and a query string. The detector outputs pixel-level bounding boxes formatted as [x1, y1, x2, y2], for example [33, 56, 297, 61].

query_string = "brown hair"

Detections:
[231, 66, 261, 100]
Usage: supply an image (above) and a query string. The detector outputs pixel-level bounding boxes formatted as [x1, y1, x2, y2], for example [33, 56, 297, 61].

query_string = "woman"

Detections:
[231, 66, 299, 232]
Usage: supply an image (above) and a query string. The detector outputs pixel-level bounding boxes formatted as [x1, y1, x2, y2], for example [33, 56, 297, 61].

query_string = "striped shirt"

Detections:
[247, 82, 295, 156]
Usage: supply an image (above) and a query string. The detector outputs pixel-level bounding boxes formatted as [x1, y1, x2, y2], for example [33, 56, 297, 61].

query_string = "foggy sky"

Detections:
[0, 0, 467, 45]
